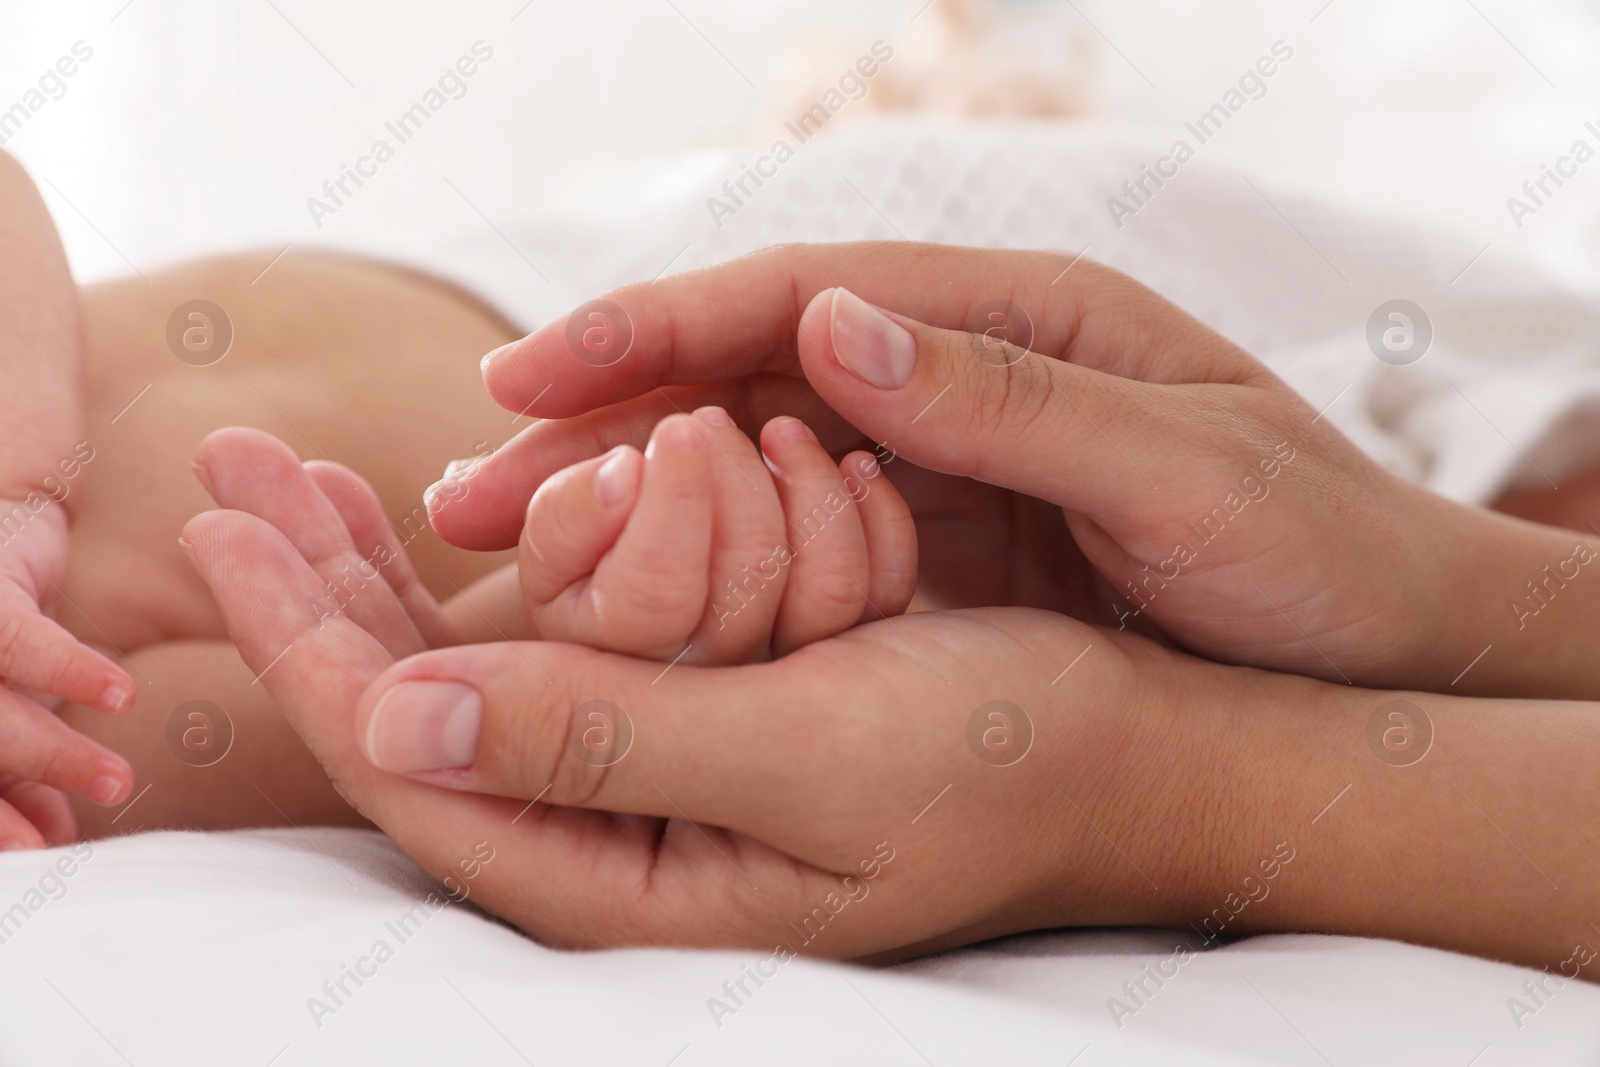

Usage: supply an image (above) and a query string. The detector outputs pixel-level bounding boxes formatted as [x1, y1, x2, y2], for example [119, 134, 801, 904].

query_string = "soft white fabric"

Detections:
[356, 116, 1600, 508]
[0, 830, 1239, 1066]
[3, 830, 1595, 1066]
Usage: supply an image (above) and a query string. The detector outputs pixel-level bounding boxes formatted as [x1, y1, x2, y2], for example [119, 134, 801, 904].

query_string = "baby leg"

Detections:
[58, 639, 364, 838]
[61, 252, 524, 836]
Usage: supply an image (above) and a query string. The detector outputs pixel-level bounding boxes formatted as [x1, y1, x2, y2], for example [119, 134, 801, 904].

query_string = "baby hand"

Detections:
[0, 498, 135, 846]
[517, 407, 917, 664]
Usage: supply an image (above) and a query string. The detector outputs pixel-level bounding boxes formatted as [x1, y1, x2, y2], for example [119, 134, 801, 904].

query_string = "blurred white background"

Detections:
[3, 0, 1600, 283]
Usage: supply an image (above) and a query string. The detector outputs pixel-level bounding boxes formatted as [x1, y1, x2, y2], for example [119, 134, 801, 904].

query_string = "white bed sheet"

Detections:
[351, 116, 1600, 509]
[3, 830, 1595, 1066]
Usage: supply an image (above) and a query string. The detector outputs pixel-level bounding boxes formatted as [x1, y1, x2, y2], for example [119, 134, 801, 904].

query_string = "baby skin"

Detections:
[515, 410, 916, 664]
[0, 144, 916, 844]
[29, 249, 528, 844]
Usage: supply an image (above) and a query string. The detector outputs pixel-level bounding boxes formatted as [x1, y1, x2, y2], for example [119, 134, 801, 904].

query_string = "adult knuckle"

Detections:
[961, 347, 1058, 445]
[538, 672, 621, 810]
[494, 687, 566, 789]
[1004, 355, 1062, 431]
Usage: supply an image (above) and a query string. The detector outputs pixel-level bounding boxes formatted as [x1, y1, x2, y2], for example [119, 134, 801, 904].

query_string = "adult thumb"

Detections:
[795, 287, 1167, 513]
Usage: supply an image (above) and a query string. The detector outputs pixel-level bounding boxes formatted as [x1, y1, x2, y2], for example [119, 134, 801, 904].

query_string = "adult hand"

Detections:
[431, 243, 1599, 699]
[185, 425, 1225, 955]
[185, 427, 1600, 974]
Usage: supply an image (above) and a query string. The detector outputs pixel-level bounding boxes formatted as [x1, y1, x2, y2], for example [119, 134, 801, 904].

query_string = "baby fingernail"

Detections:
[364, 681, 483, 773]
[647, 416, 707, 457]
[829, 287, 916, 389]
[99, 684, 134, 714]
[191, 462, 217, 498]
[0, 841, 24, 853]
[90, 776, 127, 805]
[773, 417, 816, 443]
[423, 480, 455, 512]
[480, 342, 516, 376]
[593, 447, 642, 507]
[694, 406, 735, 428]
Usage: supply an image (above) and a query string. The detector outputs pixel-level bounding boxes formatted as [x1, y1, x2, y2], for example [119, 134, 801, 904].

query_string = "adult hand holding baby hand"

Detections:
[183, 425, 1242, 956]
[444, 243, 1596, 699]
[181, 256, 1600, 969]
[184, 439, 1600, 971]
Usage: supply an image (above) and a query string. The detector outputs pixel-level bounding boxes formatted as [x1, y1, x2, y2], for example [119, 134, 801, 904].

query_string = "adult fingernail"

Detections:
[593, 447, 642, 507]
[89, 776, 127, 805]
[829, 287, 916, 389]
[365, 681, 483, 773]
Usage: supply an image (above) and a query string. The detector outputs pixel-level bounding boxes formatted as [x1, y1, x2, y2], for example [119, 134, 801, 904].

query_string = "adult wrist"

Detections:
[1146, 649, 1337, 931]
[1051, 638, 1320, 934]
[1419, 492, 1600, 699]
[1191, 674, 1600, 972]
